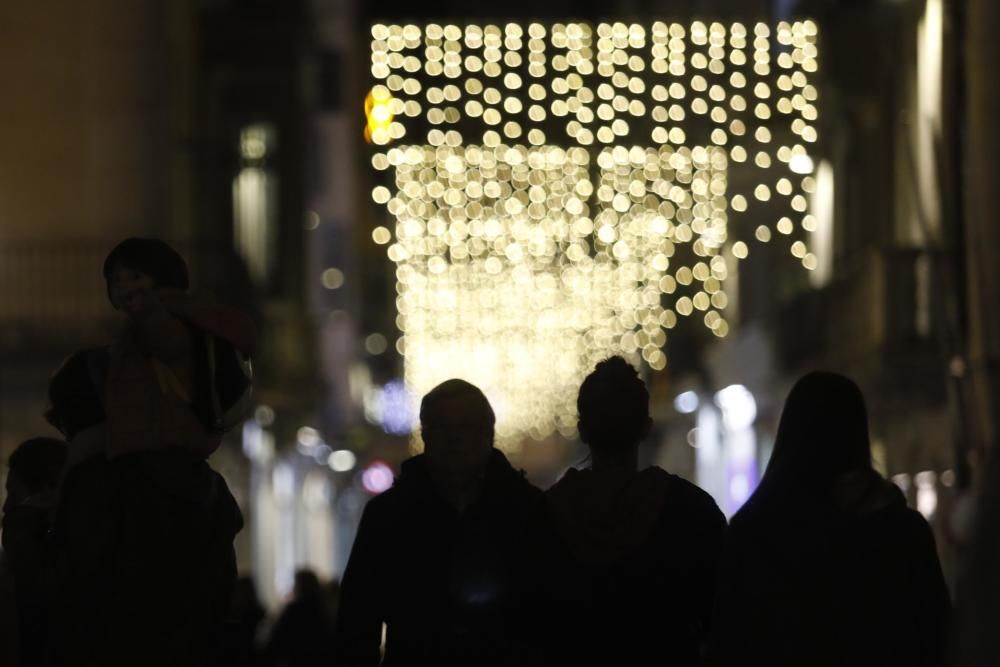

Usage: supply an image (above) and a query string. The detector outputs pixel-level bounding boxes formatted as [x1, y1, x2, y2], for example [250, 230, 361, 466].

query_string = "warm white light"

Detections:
[321, 268, 345, 290]
[715, 384, 757, 430]
[367, 21, 820, 447]
[329, 450, 357, 472]
[789, 153, 814, 174]
[297, 426, 321, 448]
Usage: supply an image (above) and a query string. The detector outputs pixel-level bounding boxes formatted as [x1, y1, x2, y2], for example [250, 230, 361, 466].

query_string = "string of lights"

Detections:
[367, 20, 820, 447]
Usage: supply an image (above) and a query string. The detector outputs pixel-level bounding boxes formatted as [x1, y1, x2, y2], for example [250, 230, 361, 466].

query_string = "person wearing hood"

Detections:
[513, 356, 726, 666]
[709, 371, 951, 667]
[333, 379, 540, 667]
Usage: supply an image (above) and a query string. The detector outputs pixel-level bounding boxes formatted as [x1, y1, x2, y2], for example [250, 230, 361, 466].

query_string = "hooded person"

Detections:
[513, 356, 726, 667]
[333, 379, 540, 667]
[43, 238, 250, 667]
[710, 371, 951, 667]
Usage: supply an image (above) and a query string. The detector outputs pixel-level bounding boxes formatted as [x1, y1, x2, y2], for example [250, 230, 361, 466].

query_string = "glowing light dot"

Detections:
[372, 186, 391, 204]
[322, 268, 345, 290]
[755, 225, 772, 242]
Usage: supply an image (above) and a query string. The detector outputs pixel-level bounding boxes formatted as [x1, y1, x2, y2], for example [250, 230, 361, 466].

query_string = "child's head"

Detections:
[102, 238, 188, 318]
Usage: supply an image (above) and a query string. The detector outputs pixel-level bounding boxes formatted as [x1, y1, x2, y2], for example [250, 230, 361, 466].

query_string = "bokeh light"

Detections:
[368, 20, 820, 446]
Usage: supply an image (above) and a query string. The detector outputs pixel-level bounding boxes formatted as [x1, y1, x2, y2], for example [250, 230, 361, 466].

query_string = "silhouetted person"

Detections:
[321, 577, 342, 630]
[216, 575, 267, 667]
[43, 238, 252, 667]
[334, 379, 540, 667]
[0, 548, 19, 667]
[710, 372, 951, 667]
[262, 569, 335, 667]
[513, 356, 725, 666]
[957, 439, 1000, 666]
[2, 437, 67, 667]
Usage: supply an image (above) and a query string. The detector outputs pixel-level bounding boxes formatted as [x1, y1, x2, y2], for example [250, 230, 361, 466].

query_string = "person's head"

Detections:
[576, 356, 652, 455]
[103, 238, 188, 320]
[45, 350, 106, 440]
[292, 569, 321, 600]
[419, 379, 496, 500]
[3, 437, 67, 516]
[743, 371, 871, 515]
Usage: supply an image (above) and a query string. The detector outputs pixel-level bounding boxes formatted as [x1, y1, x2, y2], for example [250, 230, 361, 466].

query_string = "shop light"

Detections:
[674, 390, 700, 414]
[330, 449, 357, 472]
[362, 461, 395, 494]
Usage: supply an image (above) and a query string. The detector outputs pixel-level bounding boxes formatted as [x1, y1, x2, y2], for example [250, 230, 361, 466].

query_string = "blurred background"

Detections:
[1, 0, 998, 617]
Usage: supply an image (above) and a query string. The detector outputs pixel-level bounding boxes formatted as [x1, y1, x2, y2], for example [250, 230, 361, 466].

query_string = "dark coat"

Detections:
[263, 593, 336, 667]
[50, 449, 243, 667]
[711, 470, 951, 667]
[0, 553, 20, 666]
[514, 466, 726, 667]
[2, 500, 54, 667]
[334, 449, 540, 667]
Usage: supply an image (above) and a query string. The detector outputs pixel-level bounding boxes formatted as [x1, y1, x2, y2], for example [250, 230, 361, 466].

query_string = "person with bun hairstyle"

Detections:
[514, 356, 725, 666]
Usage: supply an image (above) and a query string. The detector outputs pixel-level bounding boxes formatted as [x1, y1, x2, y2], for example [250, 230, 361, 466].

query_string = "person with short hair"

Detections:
[43, 238, 251, 667]
[100, 237, 255, 459]
[515, 356, 726, 666]
[334, 379, 540, 667]
[262, 569, 336, 666]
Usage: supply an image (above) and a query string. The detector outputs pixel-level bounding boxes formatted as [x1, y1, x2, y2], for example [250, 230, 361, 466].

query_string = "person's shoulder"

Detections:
[662, 471, 725, 519]
[490, 450, 542, 499]
[362, 485, 406, 516]
[883, 504, 937, 544]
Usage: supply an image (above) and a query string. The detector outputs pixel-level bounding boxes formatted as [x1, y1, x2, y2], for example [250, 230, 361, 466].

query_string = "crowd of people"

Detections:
[0, 237, 972, 665]
[334, 361, 952, 667]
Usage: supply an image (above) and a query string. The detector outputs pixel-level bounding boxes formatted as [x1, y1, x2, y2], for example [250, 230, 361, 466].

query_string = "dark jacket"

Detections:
[514, 466, 726, 667]
[334, 449, 540, 667]
[50, 449, 243, 667]
[2, 499, 56, 667]
[0, 553, 20, 666]
[263, 593, 336, 667]
[711, 470, 951, 667]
